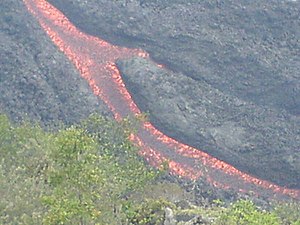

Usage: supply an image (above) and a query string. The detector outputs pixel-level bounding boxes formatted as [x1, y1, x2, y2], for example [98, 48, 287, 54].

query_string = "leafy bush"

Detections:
[273, 201, 300, 225]
[124, 198, 175, 225]
[0, 114, 157, 224]
[215, 200, 280, 225]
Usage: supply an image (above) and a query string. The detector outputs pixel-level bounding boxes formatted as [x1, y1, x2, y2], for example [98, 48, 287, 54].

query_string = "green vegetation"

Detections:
[215, 200, 280, 225]
[125, 198, 175, 225]
[0, 113, 299, 225]
[0, 114, 157, 224]
[273, 201, 300, 225]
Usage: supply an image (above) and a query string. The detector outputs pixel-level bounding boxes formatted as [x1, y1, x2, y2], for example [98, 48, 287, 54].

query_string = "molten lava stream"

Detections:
[23, 0, 300, 200]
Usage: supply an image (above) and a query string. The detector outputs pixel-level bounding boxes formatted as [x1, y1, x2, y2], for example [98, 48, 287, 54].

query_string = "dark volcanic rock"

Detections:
[117, 57, 300, 188]
[0, 0, 110, 126]
[24, 0, 300, 187]
[48, 0, 300, 116]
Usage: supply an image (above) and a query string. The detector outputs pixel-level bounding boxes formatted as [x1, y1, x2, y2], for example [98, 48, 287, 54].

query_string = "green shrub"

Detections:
[125, 198, 175, 225]
[273, 201, 300, 225]
[0, 114, 157, 224]
[215, 200, 280, 225]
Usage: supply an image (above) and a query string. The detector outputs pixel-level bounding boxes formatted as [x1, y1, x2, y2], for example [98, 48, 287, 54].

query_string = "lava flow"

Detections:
[23, 0, 300, 200]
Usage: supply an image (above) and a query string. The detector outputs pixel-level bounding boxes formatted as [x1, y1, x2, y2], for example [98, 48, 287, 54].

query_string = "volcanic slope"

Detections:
[48, 0, 300, 115]
[0, 0, 110, 126]
[22, 0, 300, 200]
[47, 0, 300, 188]
[118, 57, 300, 190]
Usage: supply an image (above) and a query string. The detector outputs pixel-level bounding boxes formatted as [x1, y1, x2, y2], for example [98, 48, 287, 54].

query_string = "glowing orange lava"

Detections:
[23, 0, 300, 200]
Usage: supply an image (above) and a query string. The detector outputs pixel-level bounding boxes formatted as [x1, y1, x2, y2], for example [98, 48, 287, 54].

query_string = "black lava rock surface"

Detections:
[117, 56, 300, 189]
[48, 0, 300, 116]
[0, 0, 110, 127]
[47, 0, 300, 188]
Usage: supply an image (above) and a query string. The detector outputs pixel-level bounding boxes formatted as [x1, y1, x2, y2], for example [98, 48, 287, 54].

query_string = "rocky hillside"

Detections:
[0, 0, 299, 191]
[48, 0, 300, 115]
[0, 0, 110, 127]
[117, 57, 300, 189]
[47, 0, 300, 188]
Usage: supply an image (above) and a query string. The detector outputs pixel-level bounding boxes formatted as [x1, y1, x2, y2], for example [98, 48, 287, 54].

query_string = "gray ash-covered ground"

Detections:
[47, 0, 300, 189]
[0, 0, 110, 127]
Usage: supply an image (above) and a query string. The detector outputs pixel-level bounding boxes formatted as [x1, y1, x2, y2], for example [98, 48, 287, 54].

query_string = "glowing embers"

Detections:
[23, 0, 300, 200]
